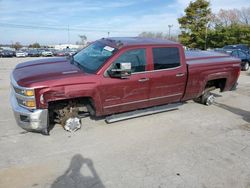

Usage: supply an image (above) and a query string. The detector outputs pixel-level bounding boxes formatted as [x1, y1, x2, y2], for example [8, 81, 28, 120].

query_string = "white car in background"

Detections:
[41, 50, 53, 57]
[15, 51, 28, 57]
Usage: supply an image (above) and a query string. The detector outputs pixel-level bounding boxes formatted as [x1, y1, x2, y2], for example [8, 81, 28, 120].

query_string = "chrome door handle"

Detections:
[138, 78, 149, 82]
[176, 73, 185, 77]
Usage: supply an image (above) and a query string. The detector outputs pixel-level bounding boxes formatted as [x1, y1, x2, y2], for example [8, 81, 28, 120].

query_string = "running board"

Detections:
[105, 103, 182, 123]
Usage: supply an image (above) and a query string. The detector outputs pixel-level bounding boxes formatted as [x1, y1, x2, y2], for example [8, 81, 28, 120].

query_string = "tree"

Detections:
[207, 7, 250, 48]
[211, 7, 250, 27]
[139, 32, 165, 39]
[79, 35, 87, 45]
[28, 42, 41, 48]
[138, 32, 178, 41]
[178, 0, 211, 49]
[238, 7, 250, 25]
[12, 42, 22, 50]
[207, 24, 250, 48]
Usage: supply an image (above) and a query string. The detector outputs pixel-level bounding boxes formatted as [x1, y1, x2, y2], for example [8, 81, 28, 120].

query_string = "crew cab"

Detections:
[10, 37, 241, 134]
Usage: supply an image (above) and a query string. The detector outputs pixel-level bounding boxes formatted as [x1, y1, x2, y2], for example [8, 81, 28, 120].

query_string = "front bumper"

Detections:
[11, 93, 48, 134]
[230, 82, 238, 91]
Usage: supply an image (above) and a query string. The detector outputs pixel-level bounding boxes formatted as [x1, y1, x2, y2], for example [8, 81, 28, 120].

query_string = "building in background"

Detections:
[53, 44, 83, 50]
[0, 46, 15, 51]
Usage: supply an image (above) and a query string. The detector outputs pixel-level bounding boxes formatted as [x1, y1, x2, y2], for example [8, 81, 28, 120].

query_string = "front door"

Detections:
[99, 48, 150, 115]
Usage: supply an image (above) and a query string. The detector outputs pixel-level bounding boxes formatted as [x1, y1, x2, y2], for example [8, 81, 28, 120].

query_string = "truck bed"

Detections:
[182, 50, 241, 101]
[185, 50, 238, 65]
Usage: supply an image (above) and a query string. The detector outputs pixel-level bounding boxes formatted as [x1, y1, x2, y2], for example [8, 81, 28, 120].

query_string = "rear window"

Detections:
[152, 47, 180, 70]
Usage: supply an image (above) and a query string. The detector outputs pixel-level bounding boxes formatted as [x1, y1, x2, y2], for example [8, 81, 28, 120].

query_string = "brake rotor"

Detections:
[64, 117, 81, 132]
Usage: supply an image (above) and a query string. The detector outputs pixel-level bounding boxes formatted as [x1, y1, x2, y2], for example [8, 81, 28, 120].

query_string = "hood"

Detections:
[13, 57, 85, 87]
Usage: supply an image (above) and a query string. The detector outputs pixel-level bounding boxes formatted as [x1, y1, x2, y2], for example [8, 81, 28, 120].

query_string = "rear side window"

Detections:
[152, 47, 180, 70]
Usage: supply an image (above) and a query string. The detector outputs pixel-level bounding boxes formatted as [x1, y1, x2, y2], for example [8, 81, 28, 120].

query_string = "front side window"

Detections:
[113, 49, 146, 73]
[73, 42, 117, 73]
[153, 47, 180, 70]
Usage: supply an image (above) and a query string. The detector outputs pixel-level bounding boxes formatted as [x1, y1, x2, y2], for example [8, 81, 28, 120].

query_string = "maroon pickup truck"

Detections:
[10, 37, 241, 134]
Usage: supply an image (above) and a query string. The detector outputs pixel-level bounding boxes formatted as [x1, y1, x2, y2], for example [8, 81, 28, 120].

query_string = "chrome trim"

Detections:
[16, 100, 37, 110]
[187, 57, 240, 65]
[10, 72, 37, 110]
[176, 73, 185, 77]
[104, 93, 182, 109]
[15, 92, 35, 100]
[131, 65, 182, 75]
[138, 78, 149, 82]
[232, 64, 240, 67]
[11, 91, 48, 133]
[62, 70, 78, 74]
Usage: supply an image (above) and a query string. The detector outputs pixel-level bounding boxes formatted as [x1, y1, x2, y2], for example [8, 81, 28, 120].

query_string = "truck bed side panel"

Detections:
[182, 57, 240, 101]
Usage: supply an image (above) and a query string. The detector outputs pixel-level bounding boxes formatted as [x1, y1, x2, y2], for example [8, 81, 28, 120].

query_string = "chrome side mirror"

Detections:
[109, 62, 132, 79]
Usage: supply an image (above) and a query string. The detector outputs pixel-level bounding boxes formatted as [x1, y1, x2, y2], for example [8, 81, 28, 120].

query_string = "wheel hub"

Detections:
[206, 95, 215, 106]
[245, 63, 249, 70]
[64, 117, 81, 132]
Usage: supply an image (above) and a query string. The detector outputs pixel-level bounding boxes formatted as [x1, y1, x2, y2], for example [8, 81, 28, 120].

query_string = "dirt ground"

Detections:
[0, 57, 250, 188]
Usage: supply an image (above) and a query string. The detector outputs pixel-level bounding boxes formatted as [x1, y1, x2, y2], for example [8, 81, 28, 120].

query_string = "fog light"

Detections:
[31, 122, 39, 129]
[24, 100, 36, 108]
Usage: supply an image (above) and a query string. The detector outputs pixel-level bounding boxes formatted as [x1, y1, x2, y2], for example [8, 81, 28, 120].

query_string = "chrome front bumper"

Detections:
[11, 92, 48, 134]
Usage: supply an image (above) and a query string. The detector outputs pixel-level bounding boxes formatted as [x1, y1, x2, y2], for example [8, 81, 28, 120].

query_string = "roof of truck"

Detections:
[100, 37, 178, 48]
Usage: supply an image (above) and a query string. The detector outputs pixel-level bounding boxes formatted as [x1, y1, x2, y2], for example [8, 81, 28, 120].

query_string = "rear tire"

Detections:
[201, 92, 215, 106]
[194, 92, 215, 106]
[242, 62, 249, 71]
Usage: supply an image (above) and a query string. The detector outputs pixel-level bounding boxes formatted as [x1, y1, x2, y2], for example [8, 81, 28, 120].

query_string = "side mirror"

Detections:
[108, 62, 132, 79]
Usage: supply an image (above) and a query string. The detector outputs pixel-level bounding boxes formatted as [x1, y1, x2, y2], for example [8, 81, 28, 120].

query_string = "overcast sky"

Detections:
[0, 0, 249, 45]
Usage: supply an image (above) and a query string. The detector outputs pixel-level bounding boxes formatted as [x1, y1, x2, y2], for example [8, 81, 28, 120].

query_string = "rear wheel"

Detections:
[201, 92, 215, 106]
[194, 92, 215, 106]
[242, 62, 249, 71]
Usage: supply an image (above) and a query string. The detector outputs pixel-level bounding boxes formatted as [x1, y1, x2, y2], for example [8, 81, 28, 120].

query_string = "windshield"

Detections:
[223, 45, 237, 50]
[73, 42, 117, 73]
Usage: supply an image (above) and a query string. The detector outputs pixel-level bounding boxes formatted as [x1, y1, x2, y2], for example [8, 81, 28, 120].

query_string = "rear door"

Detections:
[99, 47, 150, 115]
[147, 46, 187, 106]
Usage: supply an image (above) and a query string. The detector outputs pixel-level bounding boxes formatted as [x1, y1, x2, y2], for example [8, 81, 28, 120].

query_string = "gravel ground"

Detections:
[0, 57, 249, 188]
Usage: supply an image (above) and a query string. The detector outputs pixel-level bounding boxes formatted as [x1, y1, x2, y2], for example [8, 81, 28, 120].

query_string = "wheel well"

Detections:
[205, 78, 227, 92]
[48, 97, 96, 119]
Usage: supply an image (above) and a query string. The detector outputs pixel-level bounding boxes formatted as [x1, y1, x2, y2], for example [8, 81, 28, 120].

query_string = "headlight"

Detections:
[23, 89, 34, 96]
[14, 87, 35, 97]
[14, 87, 36, 109]
[11, 73, 36, 109]
[17, 98, 36, 108]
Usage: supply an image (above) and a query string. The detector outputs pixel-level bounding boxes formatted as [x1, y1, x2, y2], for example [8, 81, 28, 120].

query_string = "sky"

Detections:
[0, 0, 249, 45]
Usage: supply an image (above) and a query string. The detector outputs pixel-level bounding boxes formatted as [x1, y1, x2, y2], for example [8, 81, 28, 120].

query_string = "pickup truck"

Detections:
[10, 37, 241, 135]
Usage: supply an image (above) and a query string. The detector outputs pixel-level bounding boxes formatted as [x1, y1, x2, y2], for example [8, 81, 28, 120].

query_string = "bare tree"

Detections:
[138, 32, 167, 39]
[237, 7, 250, 25]
[216, 9, 239, 26]
[79, 35, 87, 45]
[212, 7, 250, 26]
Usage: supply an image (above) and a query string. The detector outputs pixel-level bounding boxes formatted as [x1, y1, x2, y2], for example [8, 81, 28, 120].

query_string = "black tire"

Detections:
[194, 92, 215, 106]
[242, 62, 249, 71]
[201, 92, 215, 106]
[193, 97, 202, 103]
